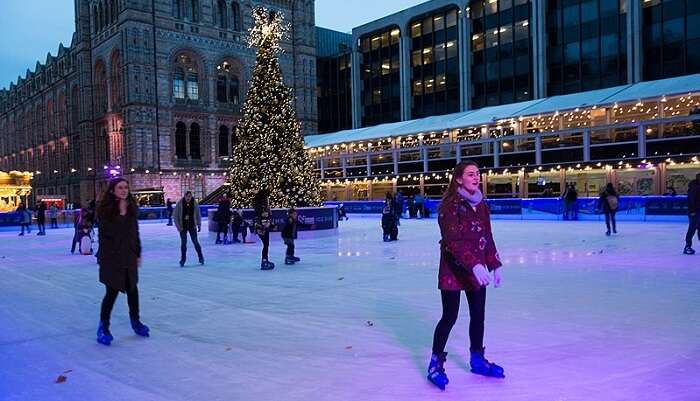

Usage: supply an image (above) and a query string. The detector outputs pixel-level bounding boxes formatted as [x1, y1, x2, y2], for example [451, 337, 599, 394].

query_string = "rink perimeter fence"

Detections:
[0, 196, 690, 227]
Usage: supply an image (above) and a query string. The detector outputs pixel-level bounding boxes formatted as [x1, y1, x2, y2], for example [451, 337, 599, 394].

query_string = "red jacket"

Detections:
[438, 197, 502, 291]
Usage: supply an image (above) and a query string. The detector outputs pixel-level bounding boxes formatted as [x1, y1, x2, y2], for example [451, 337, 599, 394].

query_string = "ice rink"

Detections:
[1, 215, 699, 401]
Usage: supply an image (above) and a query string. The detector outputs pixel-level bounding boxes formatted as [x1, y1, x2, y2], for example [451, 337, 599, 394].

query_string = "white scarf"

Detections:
[457, 187, 483, 208]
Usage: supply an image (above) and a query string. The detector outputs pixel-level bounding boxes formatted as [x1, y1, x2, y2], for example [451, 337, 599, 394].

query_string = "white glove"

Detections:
[493, 268, 503, 288]
[472, 264, 490, 287]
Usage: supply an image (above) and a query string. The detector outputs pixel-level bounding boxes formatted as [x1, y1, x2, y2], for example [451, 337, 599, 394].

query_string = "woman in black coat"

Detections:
[96, 178, 149, 346]
[254, 188, 275, 270]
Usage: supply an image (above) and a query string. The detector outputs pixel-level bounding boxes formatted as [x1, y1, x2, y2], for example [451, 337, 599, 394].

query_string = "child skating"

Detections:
[428, 161, 505, 390]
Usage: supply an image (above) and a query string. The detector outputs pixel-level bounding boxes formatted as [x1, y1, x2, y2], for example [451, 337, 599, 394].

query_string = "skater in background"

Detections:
[215, 193, 232, 244]
[71, 208, 94, 254]
[598, 183, 620, 236]
[174, 191, 204, 267]
[684, 173, 700, 255]
[240, 217, 250, 243]
[414, 192, 425, 219]
[428, 161, 505, 391]
[254, 188, 275, 270]
[165, 198, 174, 226]
[394, 190, 404, 226]
[231, 209, 243, 243]
[664, 186, 677, 196]
[17, 204, 32, 235]
[49, 203, 59, 229]
[337, 203, 349, 221]
[562, 183, 578, 220]
[35, 201, 46, 235]
[381, 204, 398, 242]
[95, 178, 149, 346]
[281, 208, 304, 265]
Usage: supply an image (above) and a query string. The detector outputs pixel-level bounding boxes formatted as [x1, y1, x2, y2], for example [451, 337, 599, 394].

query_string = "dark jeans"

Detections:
[259, 229, 270, 260]
[100, 275, 139, 325]
[37, 220, 45, 233]
[686, 214, 700, 247]
[432, 288, 486, 355]
[180, 226, 203, 262]
[284, 238, 295, 257]
[216, 223, 229, 242]
[50, 218, 58, 228]
[605, 211, 617, 233]
[19, 223, 31, 234]
[564, 202, 578, 220]
[166, 210, 173, 225]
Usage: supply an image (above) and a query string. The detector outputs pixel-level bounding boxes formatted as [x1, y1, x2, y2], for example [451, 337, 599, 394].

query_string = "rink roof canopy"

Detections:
[304, 73, 700, 149]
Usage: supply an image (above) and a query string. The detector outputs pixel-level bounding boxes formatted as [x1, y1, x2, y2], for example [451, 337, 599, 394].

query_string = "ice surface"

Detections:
[0, 216, 699, 401]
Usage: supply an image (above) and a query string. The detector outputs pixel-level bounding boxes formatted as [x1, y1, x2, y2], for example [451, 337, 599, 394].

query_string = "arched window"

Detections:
[58, 93, 66, 133]
[189, 123, 200, 159]
[94, 60, 108, 114]
[231, 2, 241, 31]
[217, 0, 227, 29]
[186, 0, 199, 23]
[172, 54, 199, 101]
[71, 85, 79, 128]
[218, 125, 229, 156]
[93, 5, 99, 33]
[175, 121, 187, 159]
[99, 2, 105, 31]
[110, 51, 122, 109]
[46, 100, 54, 133]
[216, 61, 240, 105]
[110, 0, 117, 24]
[173, 0, 182, 19]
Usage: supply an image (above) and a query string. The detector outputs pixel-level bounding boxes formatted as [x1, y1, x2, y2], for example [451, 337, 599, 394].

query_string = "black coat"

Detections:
[216, 199, 232, 223]
[688, 180, 700, 215]
[98, 213, 142, 292]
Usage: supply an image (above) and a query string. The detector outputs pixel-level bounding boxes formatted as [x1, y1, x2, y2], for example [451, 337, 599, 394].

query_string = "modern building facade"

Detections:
[315, 27, 352, 134]
[346, 0, 700, 130]
[0, 0, 316, 206]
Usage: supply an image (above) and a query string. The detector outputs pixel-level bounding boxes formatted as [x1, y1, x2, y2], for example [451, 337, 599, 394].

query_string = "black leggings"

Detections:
[605, 211, 617, 232]
[686, 214, 700, 247]
[432, 288, 486, 355]
[259, 229, 270, 260]
[100, 275, 139, 325]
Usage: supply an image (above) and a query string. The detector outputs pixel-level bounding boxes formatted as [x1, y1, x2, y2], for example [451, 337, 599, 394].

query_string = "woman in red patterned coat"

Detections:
[427, 161, 505, 390]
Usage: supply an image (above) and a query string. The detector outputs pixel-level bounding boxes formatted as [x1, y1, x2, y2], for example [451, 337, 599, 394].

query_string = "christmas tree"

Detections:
[227, 7, 321, 209]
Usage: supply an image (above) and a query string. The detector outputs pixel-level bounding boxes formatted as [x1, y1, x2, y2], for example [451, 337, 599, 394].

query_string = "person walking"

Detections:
[35, 201, 46, 235]
[215, 194, 232, 244]
[174, 191, 204, 267]
[95, 178, 149, 346]
[165, 198, 174, 226]
[49, 203, 59, 229]
[684, 173, 700, 254]
[598, 183, 620, 236]
[254, 188, 275, 270]
[427, 161, 505, 391]
[17, 204, 32, 235]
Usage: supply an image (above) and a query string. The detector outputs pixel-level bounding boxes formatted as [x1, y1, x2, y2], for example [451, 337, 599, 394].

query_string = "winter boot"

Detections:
[605, 230, 611, 236]
[199, 256, 205, 265]
[470, 348, 505, 378]
[427, 352, 449, 390]
[684, 246, 696, 255]
[285, 256, 296, 265]
[291, 256, 301, 262]
[130, 318, 150, 337]
[179, 259, 185, 267]
[261, 260, 275, 270]
[96, 321, 113, 346]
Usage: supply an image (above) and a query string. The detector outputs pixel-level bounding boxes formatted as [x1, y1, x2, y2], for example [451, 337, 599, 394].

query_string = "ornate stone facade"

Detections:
[0, 0, 317, 205]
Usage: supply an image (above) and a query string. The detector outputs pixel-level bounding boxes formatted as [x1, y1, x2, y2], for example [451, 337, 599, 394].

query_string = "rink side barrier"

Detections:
[206, 206, 339, 233]
[322, 196, 689, 222]
[0, 198, 687, 227]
